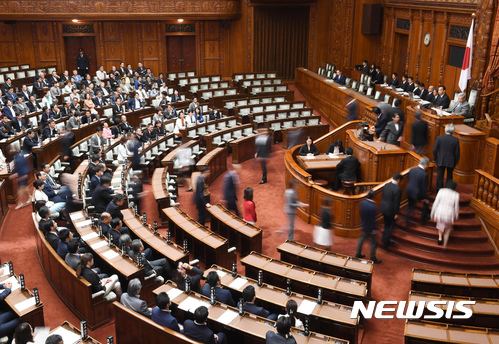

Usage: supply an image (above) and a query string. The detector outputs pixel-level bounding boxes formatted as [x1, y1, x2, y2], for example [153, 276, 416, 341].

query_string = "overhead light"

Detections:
[72, 19, 79, 22]
[177, 19, 184, 22]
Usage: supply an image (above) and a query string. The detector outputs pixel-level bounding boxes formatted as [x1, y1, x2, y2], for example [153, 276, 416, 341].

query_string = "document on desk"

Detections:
[102, 249, 119, 260]
[15, 297, 36, 312]
[90, 241, 108, 250]
[0, 276, 20, 291]
[179, 297, 208, 313]
[228, 277, 248, 290]
[215, 270, 227, 278]
[297, 299, 317, 315]
[305, 156, 316, 160]
[218, 309, 239, 325]
[81, 231, 98, 241]
[70, 212, 84, 221]
[166, 287, 184, 301]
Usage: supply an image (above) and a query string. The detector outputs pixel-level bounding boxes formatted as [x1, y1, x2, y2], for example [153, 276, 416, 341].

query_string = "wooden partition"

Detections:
[284, 120, 434, 237]
[195, 147, 227, 185]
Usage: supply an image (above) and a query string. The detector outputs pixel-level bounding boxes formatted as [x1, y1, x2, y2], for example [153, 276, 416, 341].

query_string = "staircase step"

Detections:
[399, 209, 481, 231]
[394, 219, 488, 243]
[414, 204, 476, 219]
[428, 193, 472, 206]
[380, 244, 499, 269]
[390, 229, 494, 256]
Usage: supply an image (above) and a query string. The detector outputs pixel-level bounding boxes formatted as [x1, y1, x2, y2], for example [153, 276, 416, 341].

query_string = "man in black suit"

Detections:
[222, 164, 240, 216]
[434, 86, 450, 109]
[88, 165, 103, 197]
[372, 66, 384, 85]
[12, 112, 27, 133]
[90, 176, 115, 213]
[105, 193, 125, 221]
[184, 306, 227, 344]
[76, 48, 89, 76]
[333, 147, 361, 191]
[379, 173, 402, 247]
[371, 107, 389, 138]
[23, 130, 38, 153]
[42, 119, 58, 140]
[399, 75, 409, 91]
[406, 77, 415, 93]
[391, 99, 405, 122]
[112, 98, 123, 124]
[355, 190, 382, 263]
[410, 110, 428, 155]
[433, 123, 460, 192]
[417, 83, 428, 100]
[240, 285, 278, 320]
[109, 73, 119, 91]
[194, 168, 210, 226]
[387, 72, 399, 87]
[27, 95, 41, 113]
[255, 128, 272, 184]
[18, 84, 31, 102]
[266, 317, 296, 344]
[360, 60, 370, 74]
[426, 85, 435, 102]
[405, 157, 430, 227]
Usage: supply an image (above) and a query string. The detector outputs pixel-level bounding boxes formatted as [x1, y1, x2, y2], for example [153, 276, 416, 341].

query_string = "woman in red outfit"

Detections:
[243, 187, 256, 225]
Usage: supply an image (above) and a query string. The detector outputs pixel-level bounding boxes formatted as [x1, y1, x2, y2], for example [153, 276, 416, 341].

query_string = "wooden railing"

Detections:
[473, 170, 499, 210]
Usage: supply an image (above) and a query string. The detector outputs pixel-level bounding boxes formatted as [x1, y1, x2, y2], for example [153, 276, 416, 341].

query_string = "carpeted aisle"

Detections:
[2, 84, 499, 343]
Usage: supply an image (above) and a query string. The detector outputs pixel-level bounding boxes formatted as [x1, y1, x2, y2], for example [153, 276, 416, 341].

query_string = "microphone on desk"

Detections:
[357, 120, 370, 127]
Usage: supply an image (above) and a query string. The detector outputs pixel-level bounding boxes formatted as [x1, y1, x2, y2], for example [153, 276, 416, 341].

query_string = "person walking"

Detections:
[431, 181, 460, 247]
[355, 190, 382, 263]
[406, 157, 431, 226]
[194, 168, 211, 226]
[433, 123, 460, 193]
[283, 181, 308, 241]
[379, 173, 402, 247]
[222, 164, 241, 216]
[255, 128, 271, 184]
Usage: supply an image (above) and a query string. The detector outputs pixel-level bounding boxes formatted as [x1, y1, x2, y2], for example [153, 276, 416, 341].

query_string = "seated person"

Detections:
[326, 139, 345, 155]
[121, 278, 151, 318]
[387, 73, 399, 87]
[76, 253, 122, 297]
[278, 299, 303, 330]
[88, 165, 104, 197]
[108, 218, 124, 246]
[332, 70, 345, 85]
[298, 136, 320, 156]
[151, 292, 184, 333]
[184, 306, 226, 344]
[0, 279, 20, 340]
[266, 316, 296, 344]
[33, 179, 64, 219]
[90, 176, 114, 213]
[105, 194, 125, 221]
[171, 262, 204, 293]
[201, 271, 235, 306]
[56, 228, 72, 259]
[239, 285, 278, 320]
[129, 239, 172, 281]
[37, 206, 54, 234]
[152, 121, 165, 137]
[45, 334, 63, 344]
[65, 238, 106, 278]
[333, 147, 360, 191]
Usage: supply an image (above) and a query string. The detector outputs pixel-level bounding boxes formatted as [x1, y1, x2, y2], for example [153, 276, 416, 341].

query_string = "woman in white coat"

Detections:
[430, 180, 459, 247]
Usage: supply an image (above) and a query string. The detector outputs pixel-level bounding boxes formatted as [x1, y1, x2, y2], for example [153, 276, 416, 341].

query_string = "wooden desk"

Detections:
[163, 207, 230, 269]
[230, 135, 255, 164]
[277, 240, 373, 287]
[295, 67, 378, 127]
[207, 204, 262, 256]
[404, 319, 499, 344]
[71, 118, 107, 142]
[345, 129, 404, 182]
[203, 124, 253, 152]
[374, 84, 420, 114]
[453, 124, 486, 184]
[48, 321, 101, 343]
[409, 290, 499, 329]
[161, 140, 200, 171]
[282, 124, 330, 150]
[114, 301, 203, 344]
[205, 265, 358, 343]
[411, 268, 499, 299]
[0, 275, 44, 328]
[241, 252, 368, 306]
[32, 137, 61, 170]
[196, 147, 227, 185]
[296, 154, 345, 184]
[0, 180, 9, 224]
[154, 282, 349, 344]
[122, 208, 189, 265]
[152, 167, 171, 223]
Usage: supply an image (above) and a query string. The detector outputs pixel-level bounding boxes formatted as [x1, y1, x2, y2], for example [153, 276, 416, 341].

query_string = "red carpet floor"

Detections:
[1, 84, 498, 343]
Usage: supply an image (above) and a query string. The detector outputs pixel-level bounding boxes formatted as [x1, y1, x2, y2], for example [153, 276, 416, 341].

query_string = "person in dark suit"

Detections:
[387, 72, 399, 87]
[391, 99, 405, 122]
[412, 81, 421, 96]
[127, 93, 143, 111]
[434, 86, 450, 109]
[184, 306, 226, 344]
[129, 239, 172, 281]
[12, 113, 27, 133]
[406, 77, 415, 93]
[405, 157, 430, 227]
[91, 176, 115, 213]
[105, 193, 125, 221]
[171, 90, 181, 103]
[333, 70, 346, 85]
[371, 107, 389, 138]
[298, 136, 320, 156]
[142, 123, 155, 142]
[360, 60, 370, 74]
[255, 128, 272, 184]
[240, 285, 278, 320]
[151, 292, 184, 333]
[194, 168, 210, 226]
[333, 147, 360, 191]
[326, 139, 345, 154]
[410, 110, 428, 155]
[201, 271, 236, 306]
[425, 86, 435, 102]
[417, 83, 428, 100]
[88, 165, 102, 197]
[222, 164, 240, 216]
[42, 119, 58, 140]
[22, 130, 38, 154]
[209, 106, 220, 121]
[76, 48, 89, 76]
[118, 62, 126, 77]
[379, 173, 402, 247]
[266, 316, 297, 344]
[27, 95, 41, 113]
[93, 92, 107, 107]
[171, 262, 204, 293]
[3, 100, 16, 120]
[379, 113, 404, 146]
[355, 190, 382, 263]
[399, 75, 409, 91]
[372, 66, 384, 85]
[156, 73, 166, 88]
[152, 121, 165, 138]
[107, 218, 124, 246]
[433, 123, 460, 192]
[111, 98, 123, 124]
[43, 220, 60, 251]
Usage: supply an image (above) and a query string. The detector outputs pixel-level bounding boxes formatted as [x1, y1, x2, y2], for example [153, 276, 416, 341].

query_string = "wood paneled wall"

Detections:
[253, 6, 309, 79]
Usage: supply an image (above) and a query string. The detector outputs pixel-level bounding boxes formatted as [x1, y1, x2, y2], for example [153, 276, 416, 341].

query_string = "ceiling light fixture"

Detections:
[177, 19, 184, 22]
[72, 19, 79, 22]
